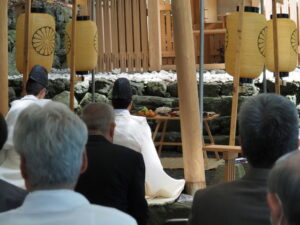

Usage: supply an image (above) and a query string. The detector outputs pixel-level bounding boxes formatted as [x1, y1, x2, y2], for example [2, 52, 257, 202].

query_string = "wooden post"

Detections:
[22, 0, 31, 96]
[224, 0, 245, 182]
[148, 0, 162, 71]
[272, 0, 280, 94]
[172, 0, 206, 195]
[0, 0, 8, 115]
[70, 0, 77, 111]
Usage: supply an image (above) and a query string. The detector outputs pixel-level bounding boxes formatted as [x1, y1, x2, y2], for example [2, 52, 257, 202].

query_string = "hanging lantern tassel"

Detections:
[225, 6, 267, 79]
[266, 14, 298, 77]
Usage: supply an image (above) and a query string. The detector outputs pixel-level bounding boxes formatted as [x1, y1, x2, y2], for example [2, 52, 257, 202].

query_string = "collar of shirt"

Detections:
[21, 95, 39, 101]
[20, 189, 89, 213]
[114, 109, 130, 116]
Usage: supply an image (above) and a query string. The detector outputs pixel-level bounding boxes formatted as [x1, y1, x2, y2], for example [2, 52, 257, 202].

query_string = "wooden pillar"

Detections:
[172, 0, 206, 195]
[148, 0, 161, 71]
[22, 0, 31, 96]
[0, 0, 8, 115]
[224, 0, 245, 181]
[272, 0, 280, 94]
[70, 0, 77, 111]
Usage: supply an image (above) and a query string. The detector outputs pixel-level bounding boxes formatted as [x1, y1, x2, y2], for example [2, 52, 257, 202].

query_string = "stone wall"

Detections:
[9, 75, 300, 147]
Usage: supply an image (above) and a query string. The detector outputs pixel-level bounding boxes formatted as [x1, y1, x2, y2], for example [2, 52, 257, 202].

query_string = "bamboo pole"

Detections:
[70, 0, 77, 111]
[0, 0, 8, 115]
[22, 0, 31, 96]
[272, 0, 280, 94]
[148, 0, 162, 71]
[224, 0, 245, 182]
[172, 0, 206, 195]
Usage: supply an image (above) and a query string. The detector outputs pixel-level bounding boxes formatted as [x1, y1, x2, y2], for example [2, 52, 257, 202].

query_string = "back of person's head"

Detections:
[239, 93, 298, 168]
[112, 78, 133, 109]
[13, 101, 88, 190]
[26, 65, 48, 96]
[0, 112, 7, 150]
[82, 103, 115, 134]
[268, 151, 300, 225]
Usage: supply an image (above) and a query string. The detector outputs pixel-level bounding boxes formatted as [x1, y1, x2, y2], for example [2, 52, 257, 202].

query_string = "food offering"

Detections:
[137, 106, 156, 117]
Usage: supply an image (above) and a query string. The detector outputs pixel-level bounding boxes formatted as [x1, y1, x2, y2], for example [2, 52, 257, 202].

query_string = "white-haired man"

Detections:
[0, 102, 136, 225]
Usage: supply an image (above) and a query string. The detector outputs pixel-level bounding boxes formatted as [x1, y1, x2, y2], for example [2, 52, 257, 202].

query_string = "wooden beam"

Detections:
[0, 0, 8, 115]
[22, 0, 31, 96]
[172, 0, 206, 195]
[148, 0, 162, 71]
[272, 0, 280, 94]
[203, 145, 242, 153]
[224, 0, 245, 182]
[70, 0, 77, 111]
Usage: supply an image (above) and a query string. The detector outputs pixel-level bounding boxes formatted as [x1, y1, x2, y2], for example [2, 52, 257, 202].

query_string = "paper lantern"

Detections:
[225, 6, 267, 79]
[266, 14, 298, 76]
[65, 16, 98, 74]
[16, 9, 55, 74]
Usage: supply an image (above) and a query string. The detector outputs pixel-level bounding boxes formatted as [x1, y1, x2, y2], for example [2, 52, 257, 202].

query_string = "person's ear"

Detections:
[267, 193, 283, 224]
[20, 154, 31, 190]
[110, 122, 116, 141]
[80, 150, 88, 174]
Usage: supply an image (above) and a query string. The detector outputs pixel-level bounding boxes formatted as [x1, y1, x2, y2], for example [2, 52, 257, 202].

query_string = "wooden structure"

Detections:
[95, 0, 149, 73]
[0, 0, 9, 115]
[172, 0, 206, 194]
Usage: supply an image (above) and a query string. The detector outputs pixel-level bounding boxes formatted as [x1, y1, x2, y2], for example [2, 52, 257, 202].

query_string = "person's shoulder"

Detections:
[112, 143, 143, 160]
[89, 204, 137, 225]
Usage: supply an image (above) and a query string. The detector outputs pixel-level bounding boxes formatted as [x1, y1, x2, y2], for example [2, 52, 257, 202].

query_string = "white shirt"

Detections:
[0, 189, 137, 225]
[0, 95, 50, 188]
[113, 109, 185, 199]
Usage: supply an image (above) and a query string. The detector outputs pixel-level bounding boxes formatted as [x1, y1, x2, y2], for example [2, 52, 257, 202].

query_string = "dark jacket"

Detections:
[0, 179, 27, 212]
[189, 168, 271, 225]
[75, 135, 148, 225]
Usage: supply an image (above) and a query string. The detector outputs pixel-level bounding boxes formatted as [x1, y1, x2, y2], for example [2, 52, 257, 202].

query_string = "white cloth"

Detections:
[113, 109, 185, 199]
[0, 95, 50, 188]
[0, 189, 137, 225]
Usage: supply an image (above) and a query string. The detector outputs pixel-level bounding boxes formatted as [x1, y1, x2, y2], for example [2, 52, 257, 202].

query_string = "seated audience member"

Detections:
[111, 78, 185, 199]
[0, 65, 50, 188]
[189, 94, 299, 225]
[76, 103, 148, 225]
[267, 151, 300, 225]
[0, 113, 26, 212]
[0, 102, 136, 225]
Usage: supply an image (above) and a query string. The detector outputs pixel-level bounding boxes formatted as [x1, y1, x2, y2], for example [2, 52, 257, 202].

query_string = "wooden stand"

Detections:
[69, 0, 77, 111]
[172, 0, 206, 195]
[22, 0, 31, 96]
[224, 0, 245, 182]
[0, 0, 8, 115]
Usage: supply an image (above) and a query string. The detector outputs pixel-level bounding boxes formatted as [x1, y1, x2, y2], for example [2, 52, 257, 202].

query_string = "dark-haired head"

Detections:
[239, 93, 299, 168]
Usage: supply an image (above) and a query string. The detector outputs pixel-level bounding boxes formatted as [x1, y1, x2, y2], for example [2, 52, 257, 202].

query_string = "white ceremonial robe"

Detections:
[0, 189, 137, 225]
[0, 95, 50, 188]
[113, 109, 185, 199]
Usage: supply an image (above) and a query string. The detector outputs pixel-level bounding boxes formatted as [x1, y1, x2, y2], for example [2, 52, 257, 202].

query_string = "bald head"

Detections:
[82, 103, 115, 138]
[268, 151, 300, 225]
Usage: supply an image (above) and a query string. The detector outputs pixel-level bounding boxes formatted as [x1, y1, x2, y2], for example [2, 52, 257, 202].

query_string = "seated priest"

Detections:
[0, 65, 50, 188]
[111, 78, 185, 199]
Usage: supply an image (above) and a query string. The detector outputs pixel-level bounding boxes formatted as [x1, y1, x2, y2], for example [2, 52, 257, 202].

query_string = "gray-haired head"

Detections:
[82, 103, 115, 134]
[13, 101, 88, 190]
[239, 93, 299, 168]
[268, 151, 300, 225]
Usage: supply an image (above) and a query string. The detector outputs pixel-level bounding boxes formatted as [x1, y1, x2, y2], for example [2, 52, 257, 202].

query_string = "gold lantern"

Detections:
[16, 8, 55, 74]
[225, 6, 267, 79]
[266, 14, 298, 77]
[65, 16, 98, 74]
